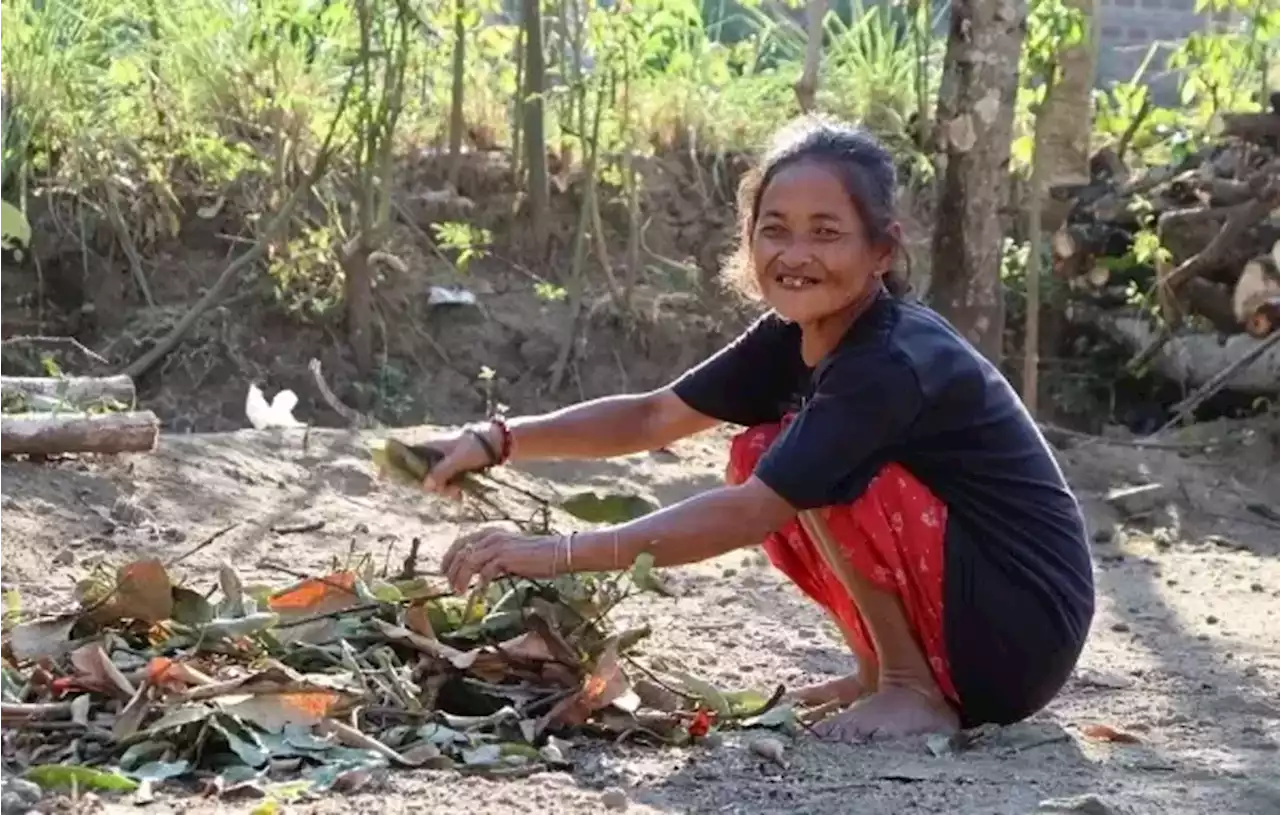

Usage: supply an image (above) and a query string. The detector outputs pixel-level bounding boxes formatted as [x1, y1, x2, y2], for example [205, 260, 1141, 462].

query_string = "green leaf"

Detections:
[211, 717, 270, 767]
[724, 689, 772, 717]
[741, 704, 800, 731]
[1, 200, 32, 251]
[371, 582, 404, 603]
[671, 670, 732, 718]
[24, 765, 139, 793]
[630, 552, 672, 597]
[171, 587, 215, 625]
[559, 491, 659, 524]
[130, 761, 190, 782]
[461, 744, 502, 766]
[119, 740, 170, 770]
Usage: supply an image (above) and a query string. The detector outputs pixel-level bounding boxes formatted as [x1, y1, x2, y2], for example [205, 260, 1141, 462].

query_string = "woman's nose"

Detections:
[778, 240, 814, 268]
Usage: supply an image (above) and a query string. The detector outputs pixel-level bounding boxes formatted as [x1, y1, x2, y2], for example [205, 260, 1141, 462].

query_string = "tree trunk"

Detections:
[1035, 0, 1097, 235]
[1036, 0, 1096, 412]
[1, 411, 160, 456]
[929, 0, 1027, 363]
[447, 0, 467, 179]
[344, 246, 374, 374]
[1, 376, 136, 409]
[521, 0, 550, 255]
[794, 0, 828, 113]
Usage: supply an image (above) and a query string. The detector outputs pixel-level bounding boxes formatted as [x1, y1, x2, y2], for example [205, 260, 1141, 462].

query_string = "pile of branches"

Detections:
[1049, 100, 1280, 393]
[0, 442, 798, 807]
[0, 374, 159, 458]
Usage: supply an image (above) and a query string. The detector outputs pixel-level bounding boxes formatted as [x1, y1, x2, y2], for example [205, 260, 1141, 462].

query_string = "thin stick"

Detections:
[1153, 330, 1280, 435]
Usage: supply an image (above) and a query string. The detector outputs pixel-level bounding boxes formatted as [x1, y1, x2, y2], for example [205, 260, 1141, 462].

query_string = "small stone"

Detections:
[601, 786, 629, 811]
[750, 736, 787, 767]
[1036, 793, 1120, 814]
[1103, 483, 1168, 518]
[1110, 622, 1130, 633]
[1251, 582, 1264, 593]
[721, 568, 737, 578]
[1205, 615, 1219, 625]
[702, 731, 724, 749]
[53, 549, 75, 567]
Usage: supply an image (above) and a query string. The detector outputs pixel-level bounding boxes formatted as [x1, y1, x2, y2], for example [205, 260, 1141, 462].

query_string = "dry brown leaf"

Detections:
[218, 690, 342, 732]
[111, 559, 174, 623]
[496, 631, 558, 663]
[548, 641, 629, 728]
[1080, 723, 1142, 744]
[405, 603, 435, 639]
[113, 680, 153, 741]
[268, 571, 359, 616]
[69, 642, 137, 698]
[371, 619, 475, 668]
[6, 615, 79, 662]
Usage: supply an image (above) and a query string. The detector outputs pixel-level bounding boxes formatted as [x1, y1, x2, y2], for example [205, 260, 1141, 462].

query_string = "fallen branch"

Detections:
[0, 335, 109, 367]
[0, 410, 160, 456]
[120, 67, 357, 381]
[1155, 330, 1280, 434]
[1, 375, 136, 409]
[308, 358, 377, 429]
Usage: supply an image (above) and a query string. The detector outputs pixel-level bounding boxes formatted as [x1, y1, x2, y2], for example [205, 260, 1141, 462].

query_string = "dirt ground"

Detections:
[2, 417, 1279, 815]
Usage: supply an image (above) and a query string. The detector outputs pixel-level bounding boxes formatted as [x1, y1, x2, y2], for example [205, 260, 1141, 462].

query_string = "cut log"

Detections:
[0, 376, 136, 410]
[1103, 315, 1280, 394]
[0, 411, 159, 456]
[1221, 112, 1280, 146]
[1235, 254, 1280, 337]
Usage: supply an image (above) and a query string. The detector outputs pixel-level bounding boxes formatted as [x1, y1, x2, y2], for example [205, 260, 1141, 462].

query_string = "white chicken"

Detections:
[245, 383, 304, 429]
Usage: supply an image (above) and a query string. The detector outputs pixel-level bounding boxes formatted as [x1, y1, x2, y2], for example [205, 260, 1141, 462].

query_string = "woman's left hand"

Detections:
[441, 527, 563, 594]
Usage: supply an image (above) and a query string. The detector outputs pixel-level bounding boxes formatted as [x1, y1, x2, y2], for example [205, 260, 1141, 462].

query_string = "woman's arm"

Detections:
[500, 388, 719, 462]
[439, 476, 796, 593]
[564, 476, 794, 569]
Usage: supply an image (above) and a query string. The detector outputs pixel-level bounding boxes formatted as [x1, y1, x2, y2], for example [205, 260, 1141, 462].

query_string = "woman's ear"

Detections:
[878, 221, 903, 269]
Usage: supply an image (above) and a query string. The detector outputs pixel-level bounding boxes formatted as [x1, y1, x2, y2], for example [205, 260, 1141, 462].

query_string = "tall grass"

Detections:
[2, 0, 942, 203]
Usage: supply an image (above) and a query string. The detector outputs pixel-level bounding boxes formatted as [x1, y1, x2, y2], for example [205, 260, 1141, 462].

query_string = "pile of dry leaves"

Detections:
[0, 440, 797, 807]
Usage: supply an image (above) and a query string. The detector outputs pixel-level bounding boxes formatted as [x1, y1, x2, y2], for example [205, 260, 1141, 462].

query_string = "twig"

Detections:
[1115, 96, 1152, 163]
[1037, 422, 1223, 451]
[0, 336, 109, 367]
[102, 182, 155, 308]
[271, 519, 326, 535]
[309, 358, 377, 429]
[1153, 331, 1280, 434]
[165, 523, 240, 569]
[0, 701, 75, 718]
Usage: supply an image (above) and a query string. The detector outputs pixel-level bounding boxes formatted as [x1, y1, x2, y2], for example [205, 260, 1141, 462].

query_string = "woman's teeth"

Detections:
[776, 274, 817, 290]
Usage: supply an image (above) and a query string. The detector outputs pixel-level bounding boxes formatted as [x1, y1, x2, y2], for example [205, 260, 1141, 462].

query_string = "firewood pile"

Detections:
[1049, 100, 1280, 394]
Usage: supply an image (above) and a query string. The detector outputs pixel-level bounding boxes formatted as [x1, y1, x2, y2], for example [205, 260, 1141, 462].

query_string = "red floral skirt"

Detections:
[726, 421, 959, 704]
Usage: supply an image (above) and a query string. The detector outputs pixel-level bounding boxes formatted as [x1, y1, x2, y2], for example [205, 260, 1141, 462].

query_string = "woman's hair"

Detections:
[722, 116, 911, 299]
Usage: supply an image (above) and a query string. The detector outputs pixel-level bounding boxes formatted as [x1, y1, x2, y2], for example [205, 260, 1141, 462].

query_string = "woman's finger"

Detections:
[446, 531, 504, 593]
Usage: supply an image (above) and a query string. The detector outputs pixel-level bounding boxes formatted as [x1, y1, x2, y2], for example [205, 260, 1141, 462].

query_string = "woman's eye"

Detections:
[814, 227, 840, 240]
[759, 224, 786, 239]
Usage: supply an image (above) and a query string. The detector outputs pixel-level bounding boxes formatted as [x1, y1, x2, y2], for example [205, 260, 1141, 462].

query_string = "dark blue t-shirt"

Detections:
[671, 290, 1094, 725]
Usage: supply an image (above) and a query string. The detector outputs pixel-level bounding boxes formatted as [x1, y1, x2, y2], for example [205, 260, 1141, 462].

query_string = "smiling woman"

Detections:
[421, 116, 1095, 745]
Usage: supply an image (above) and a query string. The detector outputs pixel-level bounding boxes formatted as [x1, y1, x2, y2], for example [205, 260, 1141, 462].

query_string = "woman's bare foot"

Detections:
[786, 673, 867, 708]
[810, 683, 959, 742]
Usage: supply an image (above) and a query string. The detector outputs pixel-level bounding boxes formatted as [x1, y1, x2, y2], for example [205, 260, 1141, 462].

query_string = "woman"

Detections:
[422, 117, 1095, 742]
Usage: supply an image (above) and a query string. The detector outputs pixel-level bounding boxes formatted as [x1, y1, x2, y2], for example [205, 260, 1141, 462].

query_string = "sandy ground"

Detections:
[2, 421, 1279, 815]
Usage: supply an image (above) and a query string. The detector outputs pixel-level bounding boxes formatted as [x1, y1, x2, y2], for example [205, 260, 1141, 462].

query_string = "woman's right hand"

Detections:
[420, 425, 500, 501]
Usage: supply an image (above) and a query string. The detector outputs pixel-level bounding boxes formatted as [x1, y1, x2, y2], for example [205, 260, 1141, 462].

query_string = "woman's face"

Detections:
[751, 159, 891, 326]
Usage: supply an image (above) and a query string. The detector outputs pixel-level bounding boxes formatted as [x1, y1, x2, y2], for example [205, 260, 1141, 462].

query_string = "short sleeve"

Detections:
[670, 313, 804, 427]
[755, 350, 922, 509]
